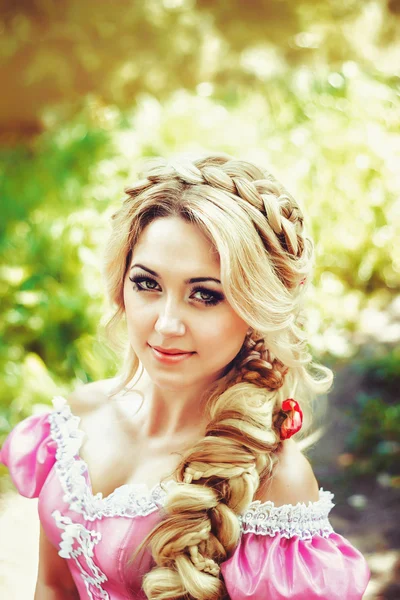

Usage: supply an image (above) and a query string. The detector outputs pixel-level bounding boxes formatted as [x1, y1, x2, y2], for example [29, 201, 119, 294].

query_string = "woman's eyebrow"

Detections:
[130, 263, 221, 285]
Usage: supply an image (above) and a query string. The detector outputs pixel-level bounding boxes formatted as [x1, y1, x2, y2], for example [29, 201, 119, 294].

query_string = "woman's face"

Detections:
[123, 216, 249, 392]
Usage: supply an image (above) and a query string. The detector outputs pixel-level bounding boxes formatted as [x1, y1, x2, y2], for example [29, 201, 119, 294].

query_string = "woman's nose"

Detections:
[154, 312, 186, 336]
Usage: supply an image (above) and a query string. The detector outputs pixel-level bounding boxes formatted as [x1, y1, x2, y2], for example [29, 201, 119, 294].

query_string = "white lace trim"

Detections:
[49, 395, 335, 539]
[49, 396, 170, 521]
[239, 491, 335, 540]
[52, 510, 109, 600]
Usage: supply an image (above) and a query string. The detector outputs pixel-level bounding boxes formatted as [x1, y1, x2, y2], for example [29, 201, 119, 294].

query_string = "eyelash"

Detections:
[128, 275, 224, 307]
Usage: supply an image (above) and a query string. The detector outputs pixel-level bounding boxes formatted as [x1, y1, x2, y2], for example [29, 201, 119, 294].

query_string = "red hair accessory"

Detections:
[279, 399, 303, 440]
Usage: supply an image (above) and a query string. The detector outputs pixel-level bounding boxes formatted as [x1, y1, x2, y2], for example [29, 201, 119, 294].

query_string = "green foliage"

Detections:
[1, 0, 400, 139]
[348, 395, 400, 474]
[0, 112, 119, 443]
[359, 346, 400, 382]
[345, 349, 400, 477]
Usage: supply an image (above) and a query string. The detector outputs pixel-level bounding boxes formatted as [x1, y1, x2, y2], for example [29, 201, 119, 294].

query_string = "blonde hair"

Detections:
[103, 153, 333, 599]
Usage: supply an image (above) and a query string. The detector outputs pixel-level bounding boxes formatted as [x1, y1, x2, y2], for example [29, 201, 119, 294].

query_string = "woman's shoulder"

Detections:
[66, 377, 120, 417]
[255, 438, 320, 506]
[0, 409, 58, 498]
[223, 444, 370, 599]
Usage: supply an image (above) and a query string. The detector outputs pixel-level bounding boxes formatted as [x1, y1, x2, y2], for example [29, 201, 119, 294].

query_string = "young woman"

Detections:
[1, 154, 370, 599]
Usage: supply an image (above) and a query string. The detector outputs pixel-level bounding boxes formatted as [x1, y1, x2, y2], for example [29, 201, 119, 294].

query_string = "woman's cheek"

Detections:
[200, 315, 240, 349]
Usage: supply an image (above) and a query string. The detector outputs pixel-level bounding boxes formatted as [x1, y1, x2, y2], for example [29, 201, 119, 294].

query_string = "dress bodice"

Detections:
[0, 396, 370, 600]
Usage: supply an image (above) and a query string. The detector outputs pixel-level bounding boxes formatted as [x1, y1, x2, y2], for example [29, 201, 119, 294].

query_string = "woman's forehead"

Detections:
[131, 216, 220, 274]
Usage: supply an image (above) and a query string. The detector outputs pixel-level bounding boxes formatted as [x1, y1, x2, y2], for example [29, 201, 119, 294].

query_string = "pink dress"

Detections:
[0, 397, 370, 600]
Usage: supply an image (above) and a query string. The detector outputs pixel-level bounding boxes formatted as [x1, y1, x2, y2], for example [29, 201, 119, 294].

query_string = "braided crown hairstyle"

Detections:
[103, 153, 333, 600]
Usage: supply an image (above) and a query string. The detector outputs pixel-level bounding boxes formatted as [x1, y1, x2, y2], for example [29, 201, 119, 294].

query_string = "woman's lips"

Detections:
[150, 346, 195, 364]
[152, 346, 191, 354]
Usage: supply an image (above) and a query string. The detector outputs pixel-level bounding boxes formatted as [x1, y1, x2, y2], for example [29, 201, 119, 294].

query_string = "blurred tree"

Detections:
[0, 113, 118, 438]
[0, 0, 399, 140]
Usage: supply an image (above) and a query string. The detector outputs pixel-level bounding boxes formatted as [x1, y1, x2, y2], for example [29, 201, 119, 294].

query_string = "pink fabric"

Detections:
[0, 412, 57, 498]
[0, 408, 370, 600]
[220, 531, 370, 600]
[1, 412, 158, 599]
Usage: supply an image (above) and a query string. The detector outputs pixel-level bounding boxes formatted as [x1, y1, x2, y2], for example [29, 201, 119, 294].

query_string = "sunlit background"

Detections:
[0, 1, 399, 598]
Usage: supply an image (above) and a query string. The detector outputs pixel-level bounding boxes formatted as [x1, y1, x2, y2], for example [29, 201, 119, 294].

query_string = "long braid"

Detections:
[140, 344, 282, 599]
[227, 329, 289, 390]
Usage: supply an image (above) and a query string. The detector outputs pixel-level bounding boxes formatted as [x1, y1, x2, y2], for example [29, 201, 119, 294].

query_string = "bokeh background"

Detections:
[0, 1, 399, 598]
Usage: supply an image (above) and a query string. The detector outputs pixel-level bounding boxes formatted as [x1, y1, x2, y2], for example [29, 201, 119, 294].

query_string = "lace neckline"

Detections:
[49, 396, 173, 520]
[48, 395, 335, 538]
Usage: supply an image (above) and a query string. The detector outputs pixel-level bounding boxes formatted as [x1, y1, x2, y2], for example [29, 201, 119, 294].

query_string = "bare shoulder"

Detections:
[66, 378, 119, 417]
[257, 439, 320, 506]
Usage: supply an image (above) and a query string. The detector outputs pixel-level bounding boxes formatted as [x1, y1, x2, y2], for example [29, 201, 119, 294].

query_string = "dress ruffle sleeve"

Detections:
[220, 490, 370, 600]
[0, 410, 56, 498]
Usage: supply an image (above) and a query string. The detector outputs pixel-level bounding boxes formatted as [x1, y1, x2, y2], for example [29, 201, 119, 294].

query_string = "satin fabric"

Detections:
[1, 411, 370, 600]
[0, 412, 57, 498]
[220, 530, 370, 600]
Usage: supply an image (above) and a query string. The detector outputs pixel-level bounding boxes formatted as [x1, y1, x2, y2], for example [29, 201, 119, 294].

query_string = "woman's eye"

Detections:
[191, 288, 224, 306]
[129, 276, 160, 291]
